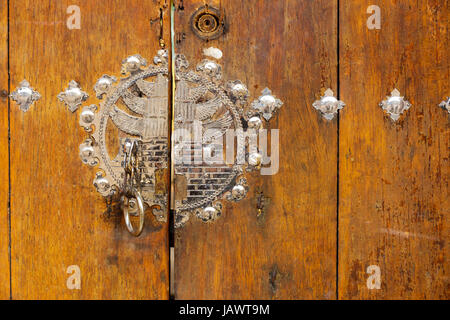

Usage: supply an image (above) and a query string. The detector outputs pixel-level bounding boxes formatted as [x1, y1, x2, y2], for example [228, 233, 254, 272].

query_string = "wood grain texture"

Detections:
[174, 0, 338, 299]
[9, 0, 170, 299]
[0, 0, 10, 300]
[339, 0, 449, 299]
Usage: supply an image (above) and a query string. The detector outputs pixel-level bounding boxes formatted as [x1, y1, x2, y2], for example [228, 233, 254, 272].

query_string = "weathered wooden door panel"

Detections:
[174, 0, 338, 299]
[339, 1, 449, 299]
[9, 0, 170, 299]
[0, 0, 9, 300]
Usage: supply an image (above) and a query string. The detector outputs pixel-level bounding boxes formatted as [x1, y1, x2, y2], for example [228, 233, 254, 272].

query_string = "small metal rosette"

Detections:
[173, 54, 282, 227]
[74, 49, 283, 233]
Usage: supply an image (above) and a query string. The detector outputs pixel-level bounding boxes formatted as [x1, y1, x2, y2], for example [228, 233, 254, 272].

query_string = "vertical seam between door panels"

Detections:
[7, 0, 12, 301]
[336, 0, 340, 301]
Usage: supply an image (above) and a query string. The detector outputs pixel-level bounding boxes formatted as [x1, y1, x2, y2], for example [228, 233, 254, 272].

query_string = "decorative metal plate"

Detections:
[379, 89, 411, 121]
[78, 50, 169, 222]
[173, 54, 282, 227]
[10, 80, 41, 112]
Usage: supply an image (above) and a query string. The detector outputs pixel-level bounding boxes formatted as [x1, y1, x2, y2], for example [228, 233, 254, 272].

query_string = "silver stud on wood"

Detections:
[439, 97, 450, 114]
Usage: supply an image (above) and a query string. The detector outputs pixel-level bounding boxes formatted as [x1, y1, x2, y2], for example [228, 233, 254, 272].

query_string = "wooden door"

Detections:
[7, 0, 170, 299]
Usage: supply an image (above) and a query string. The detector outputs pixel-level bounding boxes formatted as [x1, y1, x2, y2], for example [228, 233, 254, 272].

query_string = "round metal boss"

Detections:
[190, 6, 224, 40]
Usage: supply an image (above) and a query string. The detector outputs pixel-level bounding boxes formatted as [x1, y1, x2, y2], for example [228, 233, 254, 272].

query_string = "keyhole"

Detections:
[190, 6, 225, 40]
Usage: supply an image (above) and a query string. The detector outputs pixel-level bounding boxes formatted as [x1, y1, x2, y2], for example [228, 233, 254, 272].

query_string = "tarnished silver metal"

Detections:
[77, 51, 169, 225]
[226, 80, 249, 102]
[120, 139, 145, 236]
[122, 189, 145, 236]
[173, 53, 283, 228]
[439, 97, 450, 114]
[10, 80, 41, 112]
[379, 89, 411, 121]
[73, 50, 283, 230]
[312, 88, 345, 120]
[57, 80, 88, 112]
[251, 88, 283, 121]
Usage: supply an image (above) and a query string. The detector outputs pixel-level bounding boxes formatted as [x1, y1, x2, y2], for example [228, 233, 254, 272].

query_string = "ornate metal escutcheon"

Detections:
[58, 80, 89, 112]
[74, 49, 283, 234]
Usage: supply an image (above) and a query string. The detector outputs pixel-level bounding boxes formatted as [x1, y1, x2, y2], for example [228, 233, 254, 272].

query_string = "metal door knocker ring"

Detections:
[122, 189, 145, 236]
[121, 139, 145, 236]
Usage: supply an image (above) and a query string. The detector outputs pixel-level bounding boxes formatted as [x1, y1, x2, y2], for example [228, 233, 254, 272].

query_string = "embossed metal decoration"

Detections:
[439, 97, 450, 114]
[173, 54, 283, 227]
[58, 80, 89, 112]
[77, 50, 169, 225]
[312, 88, 345, 120]
[379, 89, 411, 121]
[10, 79, 41, 112]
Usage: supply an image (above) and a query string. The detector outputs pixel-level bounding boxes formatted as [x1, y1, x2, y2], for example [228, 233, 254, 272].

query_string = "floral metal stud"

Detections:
[196, 59, 222, 79]
[10, 80, 41, 112]
[57, 80, 89, 112]
[250, 88, 283, 121]
[379, 89, 411, 121]
[121, 54, 147, 74]
[93, 75, 116, 98]
[226, 80, 249, 102]
[312, 88, 345, 120]
[439, 97, 450, 114]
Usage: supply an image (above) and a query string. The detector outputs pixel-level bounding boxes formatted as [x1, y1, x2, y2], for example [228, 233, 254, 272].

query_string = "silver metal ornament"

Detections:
[173, 54, 283, 227]
[57, 80, 89, 112]
[74, 50, 283, 229]
[10, 80, 41, 112]
[77, 51, 170, 223]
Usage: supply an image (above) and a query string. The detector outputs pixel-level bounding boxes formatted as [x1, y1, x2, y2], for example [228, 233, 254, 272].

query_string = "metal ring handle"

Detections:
[123, 189, 145, 236]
